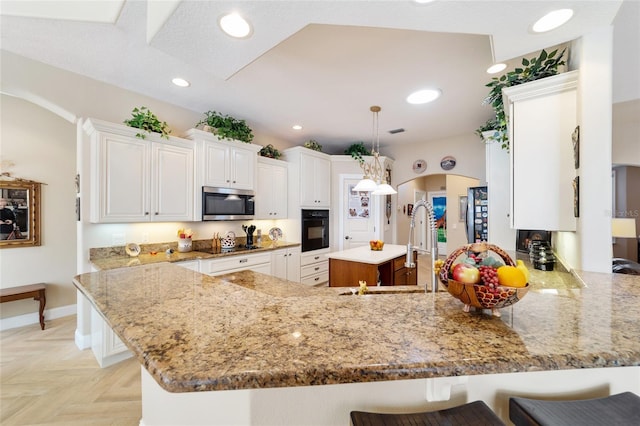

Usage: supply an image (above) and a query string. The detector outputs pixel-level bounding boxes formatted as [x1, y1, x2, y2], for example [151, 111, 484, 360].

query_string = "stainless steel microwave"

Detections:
[202, 187, 255, 221]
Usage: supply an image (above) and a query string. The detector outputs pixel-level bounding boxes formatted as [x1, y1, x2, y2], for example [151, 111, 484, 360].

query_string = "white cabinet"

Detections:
[282, 147, 331, 210]
[299, 248, 329, 286]
[84, 118, 195, 223]
[91, 306, 132, 368]
[503, 71, 578, 231]
[271, 247, 301, 282]
[199, 252, 272, 277]
[256, 157, 288, 219]
[184, 128, 261, 190]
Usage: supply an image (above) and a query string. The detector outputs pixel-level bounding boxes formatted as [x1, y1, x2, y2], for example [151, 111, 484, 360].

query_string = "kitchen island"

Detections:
[73, 263, 640, 425]
[326, 244, 418, 287]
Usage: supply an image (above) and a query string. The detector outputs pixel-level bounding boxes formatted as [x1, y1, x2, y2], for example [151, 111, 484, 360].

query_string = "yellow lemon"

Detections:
[496, 266, 527, 287]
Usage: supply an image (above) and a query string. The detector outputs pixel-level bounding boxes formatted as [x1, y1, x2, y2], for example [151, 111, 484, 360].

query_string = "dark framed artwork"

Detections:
[573, 176, 579, 217]
[572, 126, 580, 169]
[407, 203, 413, 216]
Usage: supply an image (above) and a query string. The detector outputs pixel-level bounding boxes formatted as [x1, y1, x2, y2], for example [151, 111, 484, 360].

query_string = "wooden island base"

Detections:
[329, 253, 417, 287]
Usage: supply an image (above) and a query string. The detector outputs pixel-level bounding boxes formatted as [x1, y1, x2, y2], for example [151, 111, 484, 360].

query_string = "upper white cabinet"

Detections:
[256, 156, 288, 219]
[84, 118, 195, 223]
[282, 147, 331, 210]
[503, 70, 578, 231]
[184, 129, 261, 191]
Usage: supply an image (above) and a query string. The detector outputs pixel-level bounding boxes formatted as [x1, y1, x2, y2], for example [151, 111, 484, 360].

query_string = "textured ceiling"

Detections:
[1, 0, 635, 154]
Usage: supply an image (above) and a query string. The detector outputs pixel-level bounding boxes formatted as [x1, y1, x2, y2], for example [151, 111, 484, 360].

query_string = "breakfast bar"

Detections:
[73, 263, 640, 425]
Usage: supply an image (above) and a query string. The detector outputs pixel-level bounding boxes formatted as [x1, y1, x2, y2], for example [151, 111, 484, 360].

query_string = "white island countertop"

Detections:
[325, 244, 408, 264]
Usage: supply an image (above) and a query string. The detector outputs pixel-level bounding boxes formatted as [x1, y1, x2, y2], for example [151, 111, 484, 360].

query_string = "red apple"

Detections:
[452, 263, 481, 284]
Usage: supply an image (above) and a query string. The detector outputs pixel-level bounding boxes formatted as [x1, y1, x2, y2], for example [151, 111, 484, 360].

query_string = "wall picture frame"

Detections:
[407, 203, 413, 216]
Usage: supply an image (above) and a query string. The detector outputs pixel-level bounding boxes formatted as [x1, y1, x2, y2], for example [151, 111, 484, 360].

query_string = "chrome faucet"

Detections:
[404, 198, 439, 293]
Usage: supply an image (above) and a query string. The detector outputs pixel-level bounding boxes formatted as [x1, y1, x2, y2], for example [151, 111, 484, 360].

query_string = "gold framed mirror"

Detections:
[0, 180, 41, 248]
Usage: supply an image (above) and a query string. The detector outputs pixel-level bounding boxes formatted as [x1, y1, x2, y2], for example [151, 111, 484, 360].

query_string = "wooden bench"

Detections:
[1, 283, 46, 330]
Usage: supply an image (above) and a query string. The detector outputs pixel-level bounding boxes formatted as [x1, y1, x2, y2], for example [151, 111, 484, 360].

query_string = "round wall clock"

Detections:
[412, 159, 427, 174]
[440, 156, 457, 171]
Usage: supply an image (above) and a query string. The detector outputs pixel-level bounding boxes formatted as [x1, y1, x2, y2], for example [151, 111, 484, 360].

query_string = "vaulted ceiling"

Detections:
[1, 1, 637, 154]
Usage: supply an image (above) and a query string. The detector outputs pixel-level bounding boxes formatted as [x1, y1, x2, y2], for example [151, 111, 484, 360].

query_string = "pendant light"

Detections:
[353, 106, 397, 195]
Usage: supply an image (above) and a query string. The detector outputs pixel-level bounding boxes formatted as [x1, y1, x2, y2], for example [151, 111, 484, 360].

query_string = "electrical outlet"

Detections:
[112, 233, 126, 246]
[142, 233, 149, 243]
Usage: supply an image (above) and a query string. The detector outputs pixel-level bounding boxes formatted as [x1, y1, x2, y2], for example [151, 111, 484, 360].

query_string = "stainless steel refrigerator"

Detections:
[466, 186, 488, 243]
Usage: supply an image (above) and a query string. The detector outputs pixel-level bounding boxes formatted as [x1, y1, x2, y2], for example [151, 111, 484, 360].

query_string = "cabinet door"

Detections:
[271, 248, 301, 282]
[230, 147, 255, 189]
[152, 142, 194, 221]
[313, 157, 331, 207]
[271, 249, 288, 280]
[300, 155, 330, 207]
[203, 143, 230, 187]
[97, 133, 149, 222]
[506, 73, 577, 231]
[256, 161, 288, 219]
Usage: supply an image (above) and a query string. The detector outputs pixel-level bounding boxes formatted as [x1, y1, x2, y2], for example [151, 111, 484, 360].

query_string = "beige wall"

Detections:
[612, 100, 640, 166]
[0, 95, 76, 321]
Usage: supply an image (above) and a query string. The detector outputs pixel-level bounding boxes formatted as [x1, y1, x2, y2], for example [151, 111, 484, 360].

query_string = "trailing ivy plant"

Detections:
[303, 139, 323, 152]
[476, 48, 566, 151]
[344, 142, 371, 165]
[197, 110, 254, 143]
[123, 106, 171, 139]
[259, 144, 282, 159]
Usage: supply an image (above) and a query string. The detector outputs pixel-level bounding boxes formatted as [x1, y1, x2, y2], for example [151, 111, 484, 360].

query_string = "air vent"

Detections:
[388, 128, 405, 134]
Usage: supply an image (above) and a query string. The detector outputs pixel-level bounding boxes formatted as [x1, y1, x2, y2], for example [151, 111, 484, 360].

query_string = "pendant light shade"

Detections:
[354, 106, 397, 195]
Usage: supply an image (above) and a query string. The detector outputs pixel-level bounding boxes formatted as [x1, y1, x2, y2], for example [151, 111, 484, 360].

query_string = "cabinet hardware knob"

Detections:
[155, 212, 159, 215]
[314, 267, 319, 271]
[314, 277, 319, 281]
[314, 256, 319, 260]
[145, 212, 149, 215]
[239, 259, 248, 263]
[345, 236, 350, 240]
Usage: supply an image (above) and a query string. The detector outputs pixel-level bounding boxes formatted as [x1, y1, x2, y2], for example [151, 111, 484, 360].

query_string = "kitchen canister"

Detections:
[178, 237, 192, 253]
[221, 231, 236, 250]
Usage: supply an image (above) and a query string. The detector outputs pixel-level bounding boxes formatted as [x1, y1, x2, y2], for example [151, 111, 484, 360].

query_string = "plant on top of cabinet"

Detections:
[344, 142, 371, 165]
[259, 144, 282, 159]
[196, 110, 254, 143]
[303, 139, 322, 152]
[123, 106, 171, 140]
[476, 48, 566, 151]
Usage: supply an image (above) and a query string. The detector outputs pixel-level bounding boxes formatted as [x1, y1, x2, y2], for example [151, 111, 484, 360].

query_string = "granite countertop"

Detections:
[325, 244, 408, 264]
[89, 240, 300, 271]
[73, 262, 640, 394]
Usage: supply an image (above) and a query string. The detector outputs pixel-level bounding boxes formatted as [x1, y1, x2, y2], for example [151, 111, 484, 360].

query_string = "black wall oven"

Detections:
[301, 209, 329, 252]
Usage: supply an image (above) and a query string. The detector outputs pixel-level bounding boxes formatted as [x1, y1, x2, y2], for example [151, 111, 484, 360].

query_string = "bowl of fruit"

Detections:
[369, 240, 384, 251]
[438, 243, 530, 317]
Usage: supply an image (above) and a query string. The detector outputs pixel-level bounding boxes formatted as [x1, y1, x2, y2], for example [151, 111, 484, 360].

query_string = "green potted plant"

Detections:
[303, 139, 322, 152]
[259, 144, 282, 159]
[123, 106, 171, 139]
[476, 48, 566, 151]
[344, 142, 371, 165]
[196, 110, 254, 143]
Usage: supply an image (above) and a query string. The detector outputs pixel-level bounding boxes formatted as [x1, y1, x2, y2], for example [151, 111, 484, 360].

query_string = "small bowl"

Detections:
[370, 241, 384, 251]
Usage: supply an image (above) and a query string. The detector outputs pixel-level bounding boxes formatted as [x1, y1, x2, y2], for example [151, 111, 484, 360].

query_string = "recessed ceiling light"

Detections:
[414, 0, 436, 4]
[406, 89, 441, 105]
[219, 13, 252, 38]
[532, 9, 574, 33]
[486, 63, 507, 74]
[171, 77, 190, 87]
[292, 125, 303, 131]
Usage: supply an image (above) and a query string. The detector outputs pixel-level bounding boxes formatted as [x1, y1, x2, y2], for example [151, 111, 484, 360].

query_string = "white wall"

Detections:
[0, 95, 77, 325]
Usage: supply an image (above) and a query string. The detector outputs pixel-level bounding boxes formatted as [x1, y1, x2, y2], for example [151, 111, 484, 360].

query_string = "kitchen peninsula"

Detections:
[73, 263, 640, 425]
